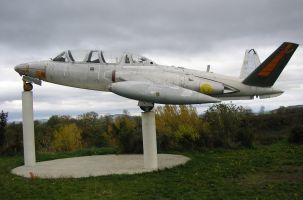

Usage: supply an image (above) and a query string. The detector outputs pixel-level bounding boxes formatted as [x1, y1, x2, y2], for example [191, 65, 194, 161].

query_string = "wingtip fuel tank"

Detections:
[109, 81, 221, 104]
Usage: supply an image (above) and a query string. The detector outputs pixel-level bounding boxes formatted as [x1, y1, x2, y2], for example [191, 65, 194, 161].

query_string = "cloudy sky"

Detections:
[0, 0, 302, 121]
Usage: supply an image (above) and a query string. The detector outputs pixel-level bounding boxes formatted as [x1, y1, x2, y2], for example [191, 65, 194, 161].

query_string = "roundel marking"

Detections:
[199, 83, 213, 94]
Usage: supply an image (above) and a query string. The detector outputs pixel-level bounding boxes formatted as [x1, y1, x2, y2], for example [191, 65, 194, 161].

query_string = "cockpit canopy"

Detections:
[52, 50, 156, 65]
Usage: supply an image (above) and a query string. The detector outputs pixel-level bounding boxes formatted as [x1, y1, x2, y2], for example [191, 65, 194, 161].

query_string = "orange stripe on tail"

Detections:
[258, 44, 293, 77]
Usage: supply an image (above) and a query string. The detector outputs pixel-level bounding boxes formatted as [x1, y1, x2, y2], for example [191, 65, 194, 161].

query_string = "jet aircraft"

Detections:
[14, 42, 299, 111]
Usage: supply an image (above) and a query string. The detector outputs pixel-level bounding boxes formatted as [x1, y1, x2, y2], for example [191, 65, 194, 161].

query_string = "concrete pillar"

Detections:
[141, 111, 158, 169]
[22, 91, 36, 166]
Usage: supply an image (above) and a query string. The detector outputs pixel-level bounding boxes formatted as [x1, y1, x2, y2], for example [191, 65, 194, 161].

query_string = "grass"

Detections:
[1, 143, 303, 200]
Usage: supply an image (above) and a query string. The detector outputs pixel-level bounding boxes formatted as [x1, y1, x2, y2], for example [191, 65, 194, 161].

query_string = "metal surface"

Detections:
[23, 75, 42, 86]
[14, 42, 298, 106]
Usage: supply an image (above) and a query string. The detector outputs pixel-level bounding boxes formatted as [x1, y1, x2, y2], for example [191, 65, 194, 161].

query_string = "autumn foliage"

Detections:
[51, 123, 82, 151]
[155, 105, 205, 149]
[1, 104, 303, 154]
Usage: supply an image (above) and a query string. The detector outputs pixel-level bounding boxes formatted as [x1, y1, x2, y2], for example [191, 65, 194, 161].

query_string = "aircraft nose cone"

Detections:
[14, 63, 28, 75]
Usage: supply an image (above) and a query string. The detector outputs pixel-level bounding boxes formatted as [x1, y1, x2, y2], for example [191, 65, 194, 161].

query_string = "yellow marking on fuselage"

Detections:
[199, 83, 213, 94]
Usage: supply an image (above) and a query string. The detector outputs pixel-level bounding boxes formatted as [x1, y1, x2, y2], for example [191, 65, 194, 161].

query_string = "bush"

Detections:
[51, 123, 82, 152]
[156, 105, 203, 150]
[204, 103, 250, 148]
[0, 111, 8, 149]
[234, 118, 254, 148]
[77, 112, 106, 147]
[35, 121, 53, 152]
[103, 114, 143, 153]
[2, 122, 23, 155]
[175, 125, 199, 149]
[288, 125, 303, 144]
[236, 128, 254, 148]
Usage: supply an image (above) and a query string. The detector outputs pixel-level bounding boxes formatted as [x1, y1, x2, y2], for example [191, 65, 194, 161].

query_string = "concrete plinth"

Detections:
[142, 111, 158, 169]
[11, 154, 190, 178]
[22, 91, 36, 166]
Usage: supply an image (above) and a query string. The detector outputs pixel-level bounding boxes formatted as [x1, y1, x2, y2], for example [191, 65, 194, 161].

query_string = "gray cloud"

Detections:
[1, 0, 302, 53]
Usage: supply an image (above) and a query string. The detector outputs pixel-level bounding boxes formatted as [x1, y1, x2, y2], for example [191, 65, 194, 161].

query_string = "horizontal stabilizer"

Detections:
[243, 42, 299, 87]
[109, 81, 221, 104]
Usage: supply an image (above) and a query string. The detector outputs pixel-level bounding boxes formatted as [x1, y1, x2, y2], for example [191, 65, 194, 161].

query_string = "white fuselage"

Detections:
[22, 60, 282, 101]
[15, 48, 288, 106]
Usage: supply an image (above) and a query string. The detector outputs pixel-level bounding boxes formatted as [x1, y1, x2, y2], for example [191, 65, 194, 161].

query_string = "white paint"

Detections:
[22, 91, 36, 166]
[142, 111, 158, 169]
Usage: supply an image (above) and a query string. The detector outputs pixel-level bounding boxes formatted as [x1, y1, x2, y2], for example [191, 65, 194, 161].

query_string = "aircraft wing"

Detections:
[108, 81, 220, 104]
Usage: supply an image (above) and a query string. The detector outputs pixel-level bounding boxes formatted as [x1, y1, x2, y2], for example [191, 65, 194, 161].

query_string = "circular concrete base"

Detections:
[11, 154, 190, 178]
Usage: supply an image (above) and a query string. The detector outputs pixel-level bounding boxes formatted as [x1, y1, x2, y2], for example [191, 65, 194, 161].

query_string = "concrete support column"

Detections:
[141, 111, 158, 169]
[22, 91, 36, 166]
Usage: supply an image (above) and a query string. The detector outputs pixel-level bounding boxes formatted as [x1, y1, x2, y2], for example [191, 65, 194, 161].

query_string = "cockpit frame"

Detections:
[52, 50, 156, 65]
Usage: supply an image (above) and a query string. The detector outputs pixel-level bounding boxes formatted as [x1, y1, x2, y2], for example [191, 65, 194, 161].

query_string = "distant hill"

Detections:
[271, 105, 303, 114]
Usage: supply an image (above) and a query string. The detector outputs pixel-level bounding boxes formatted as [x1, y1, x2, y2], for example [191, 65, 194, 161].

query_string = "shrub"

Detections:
[236, 128, 254, 148]
[156, 105, 203, 150]
[204, 103, 249, 148]
[76, 112, 107, 147]
[0, 111, 8, 148]
[288, 125, 303, 144]
[51, 123, 82, 152]
[35, 121, 53, 152]
[103, 114, 143, 153]
[2, 122, 23, 155]
[175, 125, 199, 149]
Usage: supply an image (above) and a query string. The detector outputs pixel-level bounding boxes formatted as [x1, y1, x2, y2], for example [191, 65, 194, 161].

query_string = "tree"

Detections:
[112, 114, 142, 153]
[47, 115, 74, 130]
[77, 112, 105, 147]
[0, 110, 8, 147]
[288, 125, 303, 144]
[3, 122, 23, 155]
[51, 123, 82, 152]
[204, 103, 248, 148]
[102, 116, 117, 147]
[175, 124, 199, 149]
[236, 119, 254, 148]
[35, 121, 53, 152]
[155, 105, 206, 150]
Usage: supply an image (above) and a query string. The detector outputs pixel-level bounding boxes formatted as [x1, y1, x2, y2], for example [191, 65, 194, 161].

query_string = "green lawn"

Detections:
[1, 143, 303, 200]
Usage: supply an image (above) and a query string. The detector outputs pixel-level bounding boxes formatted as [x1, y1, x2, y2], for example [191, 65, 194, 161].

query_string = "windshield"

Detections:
[102, 52, 121, 64]
[131, 54, 155, 65]
[87, 51, 100, 63]
[69, 50, 90, 62]
[53, 52, 69, 62]
[52, 50, 156, 65]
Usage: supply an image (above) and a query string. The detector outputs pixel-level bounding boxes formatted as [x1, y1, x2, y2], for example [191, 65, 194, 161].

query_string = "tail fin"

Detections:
[239, 49, 261, 79]
[242, 42, 299, 87]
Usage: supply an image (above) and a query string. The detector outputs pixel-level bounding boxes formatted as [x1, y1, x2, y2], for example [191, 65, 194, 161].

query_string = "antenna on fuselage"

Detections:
[206, 65, 210, 72]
